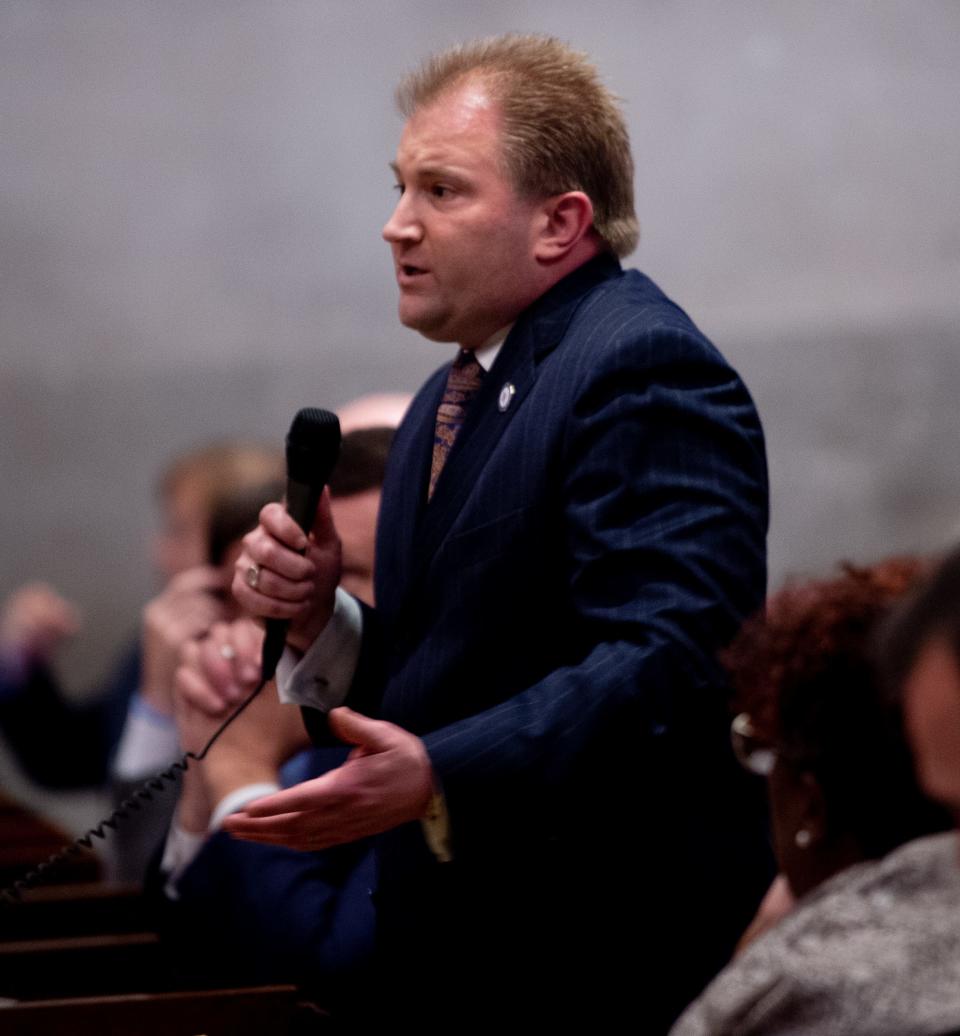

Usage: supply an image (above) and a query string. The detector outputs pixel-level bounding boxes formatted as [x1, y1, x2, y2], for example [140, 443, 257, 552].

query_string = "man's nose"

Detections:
[382, 193, 422, 244]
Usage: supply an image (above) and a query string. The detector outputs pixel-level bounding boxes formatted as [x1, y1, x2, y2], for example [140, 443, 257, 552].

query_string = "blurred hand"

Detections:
[172, 616, 311, 824]
[0, 582, 81, 662]
[173, 619, 265, 751]
[222, 706, 434, 851]
[173, 621, 258, 834]
[141, 565, 229, 715]
[231, 494, 342, 654]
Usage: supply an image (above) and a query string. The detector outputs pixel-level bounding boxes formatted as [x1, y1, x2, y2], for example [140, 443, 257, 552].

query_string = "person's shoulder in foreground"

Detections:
[671, 832, 960, 1036]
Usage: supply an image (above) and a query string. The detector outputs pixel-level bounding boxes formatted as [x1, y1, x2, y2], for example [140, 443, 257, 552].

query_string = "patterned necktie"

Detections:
[429, 349, 484, 499]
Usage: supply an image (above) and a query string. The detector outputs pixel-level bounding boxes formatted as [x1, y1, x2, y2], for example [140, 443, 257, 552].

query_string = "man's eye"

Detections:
[393, 182, 405, 195]
[430, 184, 451, 198]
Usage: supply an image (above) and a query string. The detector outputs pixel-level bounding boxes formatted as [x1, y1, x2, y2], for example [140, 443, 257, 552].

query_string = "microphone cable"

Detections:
[2, 407, 340, 907]
[0, 673, 270, 907]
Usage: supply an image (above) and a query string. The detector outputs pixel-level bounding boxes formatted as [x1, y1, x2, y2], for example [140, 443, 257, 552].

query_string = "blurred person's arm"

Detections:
[0, 582, 79, 689]
[162, 619, 310, 894]
[112, 565, 228, 782]
[0, 582, 122, 787]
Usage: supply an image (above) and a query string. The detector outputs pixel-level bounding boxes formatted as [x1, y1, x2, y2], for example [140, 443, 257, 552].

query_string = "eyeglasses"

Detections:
[730, 712, 777, 777]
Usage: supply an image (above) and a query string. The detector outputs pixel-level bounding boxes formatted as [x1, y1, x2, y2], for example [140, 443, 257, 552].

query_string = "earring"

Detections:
[794, 829, 812, 849]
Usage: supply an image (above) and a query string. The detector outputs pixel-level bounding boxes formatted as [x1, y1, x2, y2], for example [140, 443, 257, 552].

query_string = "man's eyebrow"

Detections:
[389, 161, 465, 182]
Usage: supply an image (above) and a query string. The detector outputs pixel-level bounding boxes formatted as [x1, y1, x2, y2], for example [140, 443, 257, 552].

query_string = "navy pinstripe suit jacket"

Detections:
[346, 252, 772, 1027]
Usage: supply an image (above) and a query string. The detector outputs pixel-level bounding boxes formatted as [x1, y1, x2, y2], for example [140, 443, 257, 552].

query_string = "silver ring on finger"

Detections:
[245, 563, 261, 590]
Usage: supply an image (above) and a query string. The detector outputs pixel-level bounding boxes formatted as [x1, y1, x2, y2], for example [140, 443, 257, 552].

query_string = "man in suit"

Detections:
[200, 35, 770, 1030]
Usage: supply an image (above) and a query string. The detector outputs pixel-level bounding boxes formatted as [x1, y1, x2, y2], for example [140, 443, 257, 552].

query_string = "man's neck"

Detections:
[537, 233, 606, 293]
[454, 236, 608, 358]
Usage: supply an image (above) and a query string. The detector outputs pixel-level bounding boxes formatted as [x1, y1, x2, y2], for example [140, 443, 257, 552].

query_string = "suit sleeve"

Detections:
[150, 832, 375, 997]
[0, 642, 139, 788]
[420, 325, 768, 849]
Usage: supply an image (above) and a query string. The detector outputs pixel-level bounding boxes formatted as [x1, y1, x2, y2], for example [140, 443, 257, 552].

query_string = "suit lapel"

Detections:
[414, 327, 537, 565]
[374, 370, 445, 618]
[390, 253, 623, 611]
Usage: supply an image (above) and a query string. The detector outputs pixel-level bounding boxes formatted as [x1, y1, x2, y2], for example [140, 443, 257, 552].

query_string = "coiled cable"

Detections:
[0, 675, 269, 907]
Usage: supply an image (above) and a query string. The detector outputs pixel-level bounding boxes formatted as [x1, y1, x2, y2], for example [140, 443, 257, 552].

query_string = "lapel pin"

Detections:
[498, 382, 516, 412]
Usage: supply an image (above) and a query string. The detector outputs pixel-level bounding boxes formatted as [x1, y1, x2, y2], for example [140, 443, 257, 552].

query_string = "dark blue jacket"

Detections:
[156, 746, 376, 1008]
[0, 640, 140, 788]
[339, 254, 772, 1030]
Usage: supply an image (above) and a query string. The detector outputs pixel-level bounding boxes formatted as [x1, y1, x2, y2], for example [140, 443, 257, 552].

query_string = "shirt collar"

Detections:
[469, 324, 512, 372]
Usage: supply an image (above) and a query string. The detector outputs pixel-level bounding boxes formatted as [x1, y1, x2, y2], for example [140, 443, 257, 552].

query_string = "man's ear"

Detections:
[532, 191, 595, 263]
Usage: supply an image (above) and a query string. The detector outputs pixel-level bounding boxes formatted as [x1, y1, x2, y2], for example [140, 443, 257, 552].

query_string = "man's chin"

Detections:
[397, 306, 453, 344]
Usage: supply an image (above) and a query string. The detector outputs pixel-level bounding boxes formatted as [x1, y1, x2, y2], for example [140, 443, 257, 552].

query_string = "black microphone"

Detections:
[260, 407, 341, 681]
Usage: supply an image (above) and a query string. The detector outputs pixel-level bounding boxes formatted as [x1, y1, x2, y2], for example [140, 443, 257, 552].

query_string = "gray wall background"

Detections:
[2, 1, 958, 829]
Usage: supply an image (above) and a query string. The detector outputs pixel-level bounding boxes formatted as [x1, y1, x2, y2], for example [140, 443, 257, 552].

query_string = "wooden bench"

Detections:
[0, 984, 302, 1036]
[0, 793, 100, 888]
[0, 881, 145, 942]
[0, 931, 165, 1000]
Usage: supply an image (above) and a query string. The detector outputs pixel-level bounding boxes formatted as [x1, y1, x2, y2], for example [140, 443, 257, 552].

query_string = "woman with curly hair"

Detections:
[671, 558, 960, 1036]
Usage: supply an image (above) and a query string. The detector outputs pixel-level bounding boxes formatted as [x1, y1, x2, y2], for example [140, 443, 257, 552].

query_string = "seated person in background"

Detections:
[0, 579, 133, 788]
[334, 392, 410, 437]
[885, 541, 960, 814]
[671, 558, 957, 1036]
[877, 545, 960, 1036]
[154, 411, 405, 1000]
[0, 442, 283, 793]
[110, 471, 284, 881]
[161, 621, 376, 1002]
[0, 581, 81, 698]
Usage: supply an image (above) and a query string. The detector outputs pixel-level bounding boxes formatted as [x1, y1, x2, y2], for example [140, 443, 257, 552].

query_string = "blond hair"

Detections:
[396, 34, 638, 258]
[160, 442, 284, 519]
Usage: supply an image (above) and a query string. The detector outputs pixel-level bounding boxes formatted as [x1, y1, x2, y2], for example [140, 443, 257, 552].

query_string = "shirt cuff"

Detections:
[160, 823, 207, 900]
[160, 781, 282, 900]
[421, 786, 453, 864]
[208, 782, 282, 831]
[276, 587, 362, 712]
[112, 693, 179, 780]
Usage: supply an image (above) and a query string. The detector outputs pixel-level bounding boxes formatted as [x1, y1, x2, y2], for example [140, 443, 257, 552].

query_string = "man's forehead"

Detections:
[397, 80, 501, 154]
[427, 79, 498, 125]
